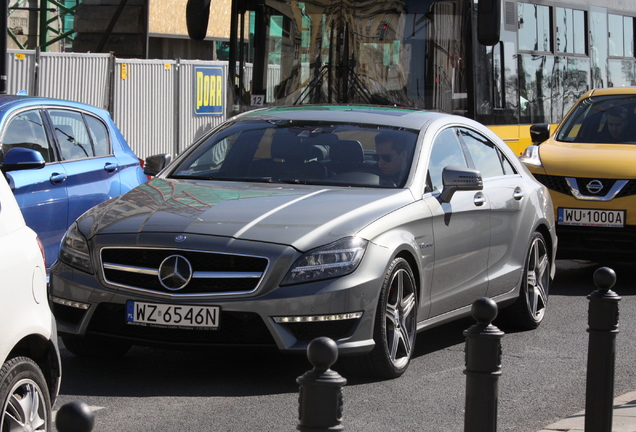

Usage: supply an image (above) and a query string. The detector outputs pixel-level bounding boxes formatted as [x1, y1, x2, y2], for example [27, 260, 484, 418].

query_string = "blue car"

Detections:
[0, 94, 148, 273]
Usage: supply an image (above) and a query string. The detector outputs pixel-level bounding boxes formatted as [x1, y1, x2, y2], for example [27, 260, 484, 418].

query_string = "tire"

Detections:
[0, 356, 52, 432]
[62, 336, 131, 358]
[357, 257, 418, 379]
[500, 231, 550, 330]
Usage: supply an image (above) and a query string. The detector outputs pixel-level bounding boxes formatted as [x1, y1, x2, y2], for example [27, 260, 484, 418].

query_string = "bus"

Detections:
[186, 0, 636, 154]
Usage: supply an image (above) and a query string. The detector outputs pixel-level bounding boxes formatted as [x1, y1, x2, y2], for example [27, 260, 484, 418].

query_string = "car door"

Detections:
[46, 108, 123, 228]
[1, 109, 70, 268]
[424, 127, 491, 317]
[457, 127, 527, 296]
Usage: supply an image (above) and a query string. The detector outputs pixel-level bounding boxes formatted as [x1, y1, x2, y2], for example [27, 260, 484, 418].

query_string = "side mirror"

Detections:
[530, 123, 551, 144]
[477, 0, 501, 46]
[0, 147, 45, 173]
[143, 153, 172, 177]
[186, 0, 212, 40]
[439, 166, 483, 203]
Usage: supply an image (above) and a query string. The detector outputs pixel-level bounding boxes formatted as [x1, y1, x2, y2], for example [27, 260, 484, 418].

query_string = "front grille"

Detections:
[87, 303, 276, 346]
[533, 174, 636, 199]
[533, 174, 571, 195]
[101, 248, 269, 295]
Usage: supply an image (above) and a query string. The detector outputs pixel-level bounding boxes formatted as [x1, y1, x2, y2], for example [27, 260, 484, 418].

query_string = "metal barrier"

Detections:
[585, 266, 620, 432]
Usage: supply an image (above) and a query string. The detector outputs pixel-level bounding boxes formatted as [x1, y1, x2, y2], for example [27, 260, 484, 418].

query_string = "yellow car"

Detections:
[520, 87, 636, 261]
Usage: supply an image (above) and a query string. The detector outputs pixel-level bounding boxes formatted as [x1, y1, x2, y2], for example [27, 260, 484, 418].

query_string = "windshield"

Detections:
[232, 0, 469, 114]
[556, 94, 636, 144]
[170, 120, 418, 188]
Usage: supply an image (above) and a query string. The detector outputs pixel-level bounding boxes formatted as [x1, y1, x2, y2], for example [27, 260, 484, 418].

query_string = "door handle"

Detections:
[104, 162, 119, 173]
[513, 187, 524, 201]
[474, 192, 486, 206]
[49, 172, 67, 184]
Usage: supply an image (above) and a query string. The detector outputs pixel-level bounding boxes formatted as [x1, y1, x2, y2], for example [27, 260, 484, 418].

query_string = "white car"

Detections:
[0, 172, 61, 431]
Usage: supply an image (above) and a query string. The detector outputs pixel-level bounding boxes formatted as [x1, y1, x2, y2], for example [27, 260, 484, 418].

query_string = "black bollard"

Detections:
[55, 401, 95, 432]
[463, 297, 504, 432]
[297, 337, 347, 431]
[584, 266, 620, 432]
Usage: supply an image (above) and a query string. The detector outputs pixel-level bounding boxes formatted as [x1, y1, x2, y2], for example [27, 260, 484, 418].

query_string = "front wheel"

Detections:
[0, 356, 52, 432]
[357, 257, 418, 379]
[500, 231, 550, 330]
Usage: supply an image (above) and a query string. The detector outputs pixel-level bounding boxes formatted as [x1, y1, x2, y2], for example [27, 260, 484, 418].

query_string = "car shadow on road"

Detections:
[552, 259, 636, 297]
[59, 314, 478, 397]
[59, 342, 311, 398]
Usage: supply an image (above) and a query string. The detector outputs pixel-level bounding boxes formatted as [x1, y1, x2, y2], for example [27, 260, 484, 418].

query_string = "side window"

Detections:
[459, 128, 517, 178]
[427, 128, 468, 192]
[0, 110, 51, 162]
[84, 115, 111, 156]
[49, 109, 94, 161]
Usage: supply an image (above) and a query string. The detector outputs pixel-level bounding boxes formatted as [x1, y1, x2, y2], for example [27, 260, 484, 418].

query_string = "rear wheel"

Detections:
[357, 257, 418, 379]
[62, 336, 131, 358]
[0, 356, 52, 432]
[500, 232, 550, 329]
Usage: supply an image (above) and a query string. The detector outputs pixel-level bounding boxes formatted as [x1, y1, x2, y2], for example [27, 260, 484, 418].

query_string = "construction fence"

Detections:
[6, 49, 230, 159]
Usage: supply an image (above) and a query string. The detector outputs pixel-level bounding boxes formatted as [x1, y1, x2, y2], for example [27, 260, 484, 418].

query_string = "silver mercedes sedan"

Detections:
[49, 106, 556, 379]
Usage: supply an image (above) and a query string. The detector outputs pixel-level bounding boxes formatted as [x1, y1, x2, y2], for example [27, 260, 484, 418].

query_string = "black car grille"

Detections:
[87, 303, 276, 346]
[101, 248, 268, 295]
[532, 174, 571, 195]
[533, 174, 636, 199]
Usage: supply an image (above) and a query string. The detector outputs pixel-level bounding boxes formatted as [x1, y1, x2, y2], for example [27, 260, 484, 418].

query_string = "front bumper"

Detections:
[49, 238, 390, 356]
[555, 224, 636, 261]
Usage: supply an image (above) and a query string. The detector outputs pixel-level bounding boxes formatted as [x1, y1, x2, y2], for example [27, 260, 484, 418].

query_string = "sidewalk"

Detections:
[539, 391, 636, 432]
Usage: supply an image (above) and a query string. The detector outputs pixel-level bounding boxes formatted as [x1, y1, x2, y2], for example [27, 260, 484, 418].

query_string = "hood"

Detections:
[79, 178, 413, 251]
[540, 140, 636, 178]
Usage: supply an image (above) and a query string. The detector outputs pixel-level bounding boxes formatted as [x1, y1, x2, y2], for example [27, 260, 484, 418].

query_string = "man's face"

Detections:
[376, 141, 405, 176]
[607, 114, 627, 139]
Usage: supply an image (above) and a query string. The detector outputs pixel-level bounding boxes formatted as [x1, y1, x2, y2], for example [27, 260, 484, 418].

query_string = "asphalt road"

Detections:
[52, 259, 636, 432]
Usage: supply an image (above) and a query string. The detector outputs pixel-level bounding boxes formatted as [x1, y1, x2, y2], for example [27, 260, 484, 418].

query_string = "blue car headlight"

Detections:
[59, 223, 93, 273]
[282, 237, 368, 285]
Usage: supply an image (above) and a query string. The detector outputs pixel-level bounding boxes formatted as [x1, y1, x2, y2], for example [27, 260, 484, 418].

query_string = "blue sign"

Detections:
[194, 66, 224, 116]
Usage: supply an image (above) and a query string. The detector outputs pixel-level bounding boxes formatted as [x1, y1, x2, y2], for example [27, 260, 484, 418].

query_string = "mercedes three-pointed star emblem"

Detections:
[158, 255, 193, 290]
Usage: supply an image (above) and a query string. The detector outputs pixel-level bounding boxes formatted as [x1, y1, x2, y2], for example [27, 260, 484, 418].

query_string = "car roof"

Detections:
[233, 105, 450, 130]
[0, 94, 108, 116]
[581, 87, 636, 98]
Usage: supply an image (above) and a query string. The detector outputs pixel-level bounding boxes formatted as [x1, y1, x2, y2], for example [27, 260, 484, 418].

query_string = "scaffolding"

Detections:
[8, 0, 78, 51]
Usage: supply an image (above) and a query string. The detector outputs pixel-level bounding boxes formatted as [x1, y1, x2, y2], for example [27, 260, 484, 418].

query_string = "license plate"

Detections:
[558, 208, 625, 228]
[126, 301, 220, 329]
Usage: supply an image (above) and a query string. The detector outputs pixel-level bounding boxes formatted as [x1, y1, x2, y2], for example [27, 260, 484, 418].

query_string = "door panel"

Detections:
[7, 165, 69, 268]
[425, 191, 490, 316]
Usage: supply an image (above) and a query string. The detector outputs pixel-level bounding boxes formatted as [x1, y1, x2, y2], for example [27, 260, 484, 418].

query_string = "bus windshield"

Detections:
[231, 0, 470, 115]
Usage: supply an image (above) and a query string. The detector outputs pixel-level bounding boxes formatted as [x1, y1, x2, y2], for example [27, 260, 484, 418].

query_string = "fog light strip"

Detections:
[51, 296, 90, 310]
[273, 312, 363, 323]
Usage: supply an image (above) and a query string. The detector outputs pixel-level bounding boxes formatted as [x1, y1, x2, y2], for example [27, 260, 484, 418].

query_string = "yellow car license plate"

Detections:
[558, 208, 625, 228]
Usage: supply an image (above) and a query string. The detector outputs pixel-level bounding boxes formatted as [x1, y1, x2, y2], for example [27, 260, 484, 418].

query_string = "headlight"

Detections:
[519, 145, 543, 167]
[281, 237, 368, 285]
[59, 223, 93, 273]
